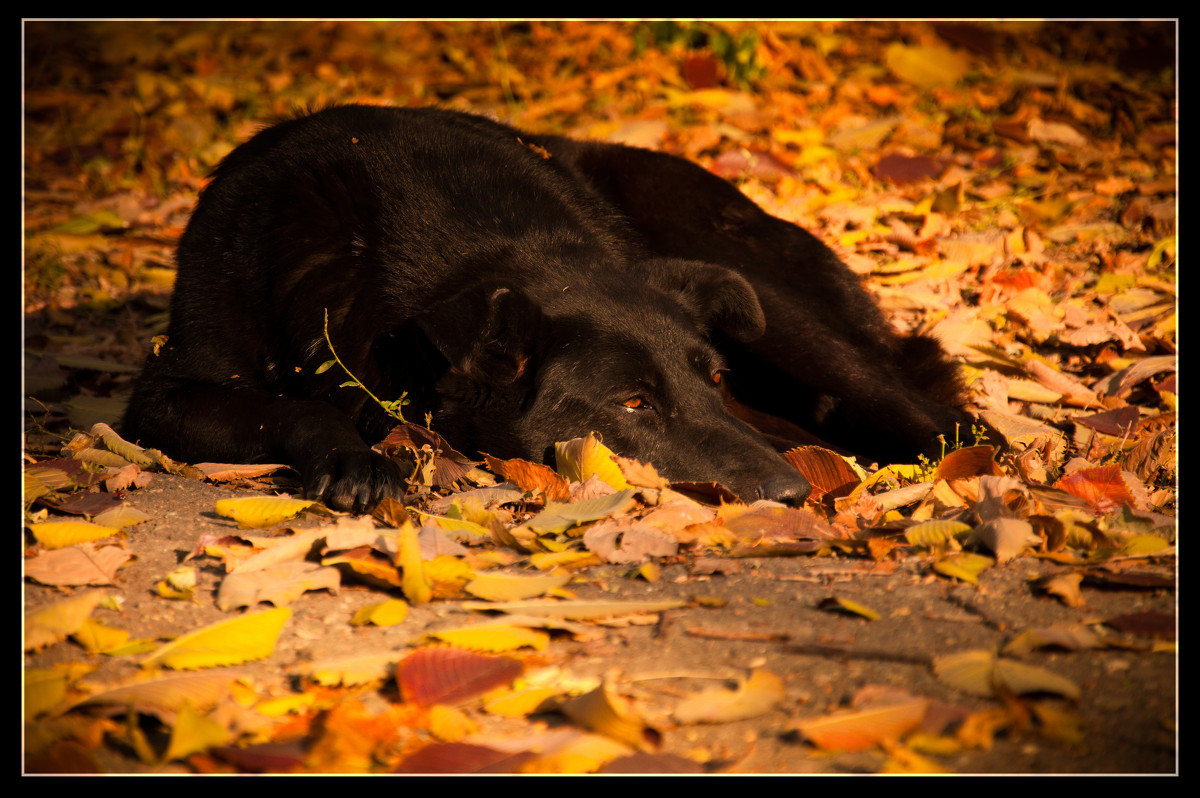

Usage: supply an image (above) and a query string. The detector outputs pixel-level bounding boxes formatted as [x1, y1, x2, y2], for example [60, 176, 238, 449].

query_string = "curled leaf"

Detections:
[673, 669, 785, 724]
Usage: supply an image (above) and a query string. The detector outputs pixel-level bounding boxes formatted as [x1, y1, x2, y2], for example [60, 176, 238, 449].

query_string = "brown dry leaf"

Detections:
[321, 546, 403, 590]
[1038, 572, 1086, 607]
[1024, 358, 1100, 407]
[216, 561, 341, 610]
[968, 517, 1041, 563]
[673, 669, 786, 724]
[396, 646, 523, 707]
[73, 672, 241, 723]
[1002, 624, 1106, 658]
[582, 518, 679, 564]
[24, 542, 133, 586]
[793, 697, 931, 752]
[193, 462, 292, 482]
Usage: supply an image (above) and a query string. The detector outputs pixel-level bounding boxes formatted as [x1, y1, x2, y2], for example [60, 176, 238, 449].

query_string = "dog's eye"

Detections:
[621, 397, 650, 412]
[711, 369, 726, 386]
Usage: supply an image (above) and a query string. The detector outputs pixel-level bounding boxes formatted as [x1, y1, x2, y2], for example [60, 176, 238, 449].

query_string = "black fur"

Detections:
[123, 105, 972, 512]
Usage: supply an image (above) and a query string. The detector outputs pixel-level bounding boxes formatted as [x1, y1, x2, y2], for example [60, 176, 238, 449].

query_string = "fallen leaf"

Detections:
[396, 646, 523, 707]
[793, 697, 931, 751]
[25, 590, 107, 651]
[141, 608, 291, 670]
[464, 570, 573, 601]
[214, 496, 323, 528]
[673, 669, 786, 724]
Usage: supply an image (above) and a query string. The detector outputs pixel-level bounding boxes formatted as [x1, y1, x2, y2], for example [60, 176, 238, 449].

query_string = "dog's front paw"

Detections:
[304, 448, 404, 514]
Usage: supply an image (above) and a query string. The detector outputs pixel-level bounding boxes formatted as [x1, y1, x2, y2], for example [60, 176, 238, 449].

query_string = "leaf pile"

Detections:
[24, 21, 1174, 774]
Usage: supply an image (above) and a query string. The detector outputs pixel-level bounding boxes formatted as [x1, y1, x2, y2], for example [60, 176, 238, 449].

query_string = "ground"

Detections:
[23, 21, 1176, 775]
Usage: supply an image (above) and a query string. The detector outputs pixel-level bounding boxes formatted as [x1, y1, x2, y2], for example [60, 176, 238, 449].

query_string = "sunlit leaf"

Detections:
[554, 433, 630, 490]
[819, 595, 881, 621]
[216, 561, 340, 610]
[885, 43, 969, 87]
[459, 598, 686, 619]
[24, 543, 133, 586]
[396, 520, 432, 605]
[465, 570, 573, 601]
[350, 598, 409, 627]
[214, 496, 322, 528]
[933, 649, 1081, 699]
[25, 590, 107, 651]
[163, 702, 232, 761]
[793, 697, 931, 751]
[141, 608, 291, 670]
[27, 520, 121, 550]
[429, 623, 550, 652]
[673, 669, 785, 724]
[523, 490, 637, 535]
[559, 680, 660, 751]
[396, 646, 523, 707]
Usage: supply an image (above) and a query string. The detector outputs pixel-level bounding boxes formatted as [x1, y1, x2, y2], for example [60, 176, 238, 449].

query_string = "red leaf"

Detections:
[396, 646, 522, 707]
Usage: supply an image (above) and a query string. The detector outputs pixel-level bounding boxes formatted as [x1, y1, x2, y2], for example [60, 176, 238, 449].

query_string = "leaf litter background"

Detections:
[22, 21, 1176, 774]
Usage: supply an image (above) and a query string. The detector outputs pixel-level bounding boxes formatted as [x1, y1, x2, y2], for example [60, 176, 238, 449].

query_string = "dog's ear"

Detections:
[642, 258, 766, 342]
[415, 283, 545, 385]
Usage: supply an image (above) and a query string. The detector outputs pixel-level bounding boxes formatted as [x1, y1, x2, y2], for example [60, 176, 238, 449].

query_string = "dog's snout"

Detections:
[757, 471, 812, 507]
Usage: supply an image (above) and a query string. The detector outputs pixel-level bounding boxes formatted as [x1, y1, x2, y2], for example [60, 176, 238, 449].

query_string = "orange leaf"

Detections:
[794, 698, 931, 751]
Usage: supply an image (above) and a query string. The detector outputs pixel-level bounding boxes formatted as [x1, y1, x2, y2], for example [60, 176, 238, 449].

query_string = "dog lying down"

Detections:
[122, 104, 975, 512]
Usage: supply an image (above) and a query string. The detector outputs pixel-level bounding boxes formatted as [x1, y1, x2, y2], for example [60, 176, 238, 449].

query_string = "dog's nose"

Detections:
[757, 472, 812, 507]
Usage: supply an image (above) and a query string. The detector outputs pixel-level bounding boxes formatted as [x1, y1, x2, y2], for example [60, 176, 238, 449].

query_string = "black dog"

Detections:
[122, 105, 972, 512]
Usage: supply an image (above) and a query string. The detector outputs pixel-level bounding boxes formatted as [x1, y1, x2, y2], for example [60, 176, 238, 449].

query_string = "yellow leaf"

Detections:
[483, 686, 562, 717]
[426, 704, 478, 742]
[25, 665, 94, 720]
[465, 570, 573, 601]
[933, 649, 1081, 699]
[163, 702, 232, 762]
[27, 520, 121, 550]
[905, 519, 971, 548]
[559, 681, 658, 751]
[214, 496, 321, 528]
[673, 669, 786, 724]
[141, 608, 291, 670]
[459, 598, 686, 619]
[72, 617, 130, 654]
[522, 732, 633, 774]
[429, 624, 550, 652]
[885, 43, 969, 88]
[396, 520, 432, 605]
[932, 551, 993, 584]
[351, 599, 409, 627]
[819, 596, 881, 621]
[554, 433, 630, 490]
[25, 590, 107, 651]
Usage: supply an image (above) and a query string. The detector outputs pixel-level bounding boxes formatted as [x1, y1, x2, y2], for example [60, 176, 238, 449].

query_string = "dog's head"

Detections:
[413, 259, 811, 505]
